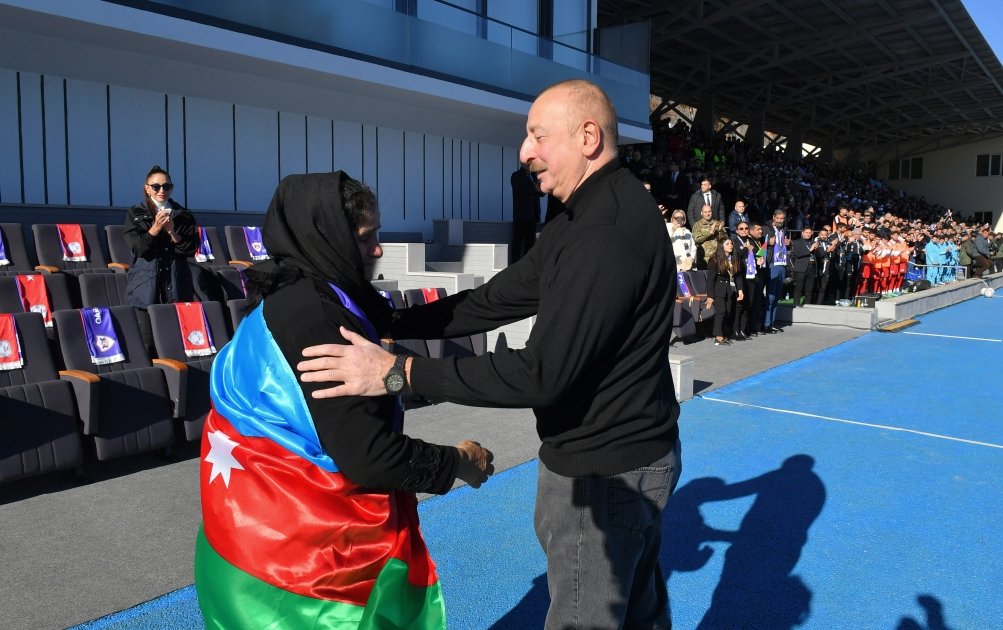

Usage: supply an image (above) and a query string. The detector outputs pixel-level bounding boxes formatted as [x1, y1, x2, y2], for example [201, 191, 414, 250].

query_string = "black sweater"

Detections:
[265, 278, 460, 495]
[395, 161, 680, 477]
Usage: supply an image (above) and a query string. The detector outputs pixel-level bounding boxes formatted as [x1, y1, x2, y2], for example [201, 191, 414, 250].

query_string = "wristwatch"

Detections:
[383, 355, 408, 395]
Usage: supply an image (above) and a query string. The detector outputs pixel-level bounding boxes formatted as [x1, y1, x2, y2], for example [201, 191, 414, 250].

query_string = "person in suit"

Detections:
[727, 200, 751, 235]
[763, 210, 791, 333]
[687, 179, 724, 226]
[790, 227, 818, 307]
[664, 162, 691, 209]
[510, 165, 544, 264]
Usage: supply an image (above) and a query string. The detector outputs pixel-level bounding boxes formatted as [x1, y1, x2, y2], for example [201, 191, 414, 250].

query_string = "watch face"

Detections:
[385, 372, 405, 394]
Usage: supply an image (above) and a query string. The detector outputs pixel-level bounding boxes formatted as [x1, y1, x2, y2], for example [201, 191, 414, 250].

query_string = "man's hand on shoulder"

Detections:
[298, 327, 398, 398]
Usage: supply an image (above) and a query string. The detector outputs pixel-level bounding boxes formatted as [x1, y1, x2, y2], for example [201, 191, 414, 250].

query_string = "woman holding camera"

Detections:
[704, 237, 745, 346]
[123, 166, 199, 350]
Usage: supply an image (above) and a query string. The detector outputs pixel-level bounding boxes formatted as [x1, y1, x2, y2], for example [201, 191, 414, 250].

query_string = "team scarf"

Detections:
[745, 245, 757, 279]
[15, 274, 53, 328]
[57, 224, 88, 262]
[195, 227, 215, 263]
[677, 272, 692, 298]
[0, 225, 10, 266]
[80, 307, 125, 365]
[0, 313, 24, 370]
[195, 286, 443, 629]
[420, 288, 440, 304]
[772, 227, 788, 265]
[242, 226, 269, 261]
[175, 302, 216, 358]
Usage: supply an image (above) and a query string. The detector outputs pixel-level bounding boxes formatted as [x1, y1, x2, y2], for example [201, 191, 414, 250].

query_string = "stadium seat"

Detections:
[148, 302, 232, 441]
[0, 273, 76, 315]
[31, 224, 123, 276]
[52, 306, 180, 461]
[79, 273, 128, 308]
[216, 267, 247, 301]
[223, 225, 267, 267]
[195, 226, 231, 269]
[104, 225, 132, 270]
[226, 298, 248, 331]
[0, 223, 37, 275]
[401, 287, 482, 359]
[0, 312, 90, 483]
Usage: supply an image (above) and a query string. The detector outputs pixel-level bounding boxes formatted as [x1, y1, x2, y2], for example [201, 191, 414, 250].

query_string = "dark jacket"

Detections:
[790, 237, 817, 274]
[394, 161, 680, 477]
[706, 258, 745, 299]
[123, 199, 198, 308]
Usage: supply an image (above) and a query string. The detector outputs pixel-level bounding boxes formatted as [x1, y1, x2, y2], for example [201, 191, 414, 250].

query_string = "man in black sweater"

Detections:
[298, 79, 681, 629]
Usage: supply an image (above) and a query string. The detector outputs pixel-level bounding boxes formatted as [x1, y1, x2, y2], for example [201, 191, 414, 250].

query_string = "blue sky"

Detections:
[961, 0, 1003, 61]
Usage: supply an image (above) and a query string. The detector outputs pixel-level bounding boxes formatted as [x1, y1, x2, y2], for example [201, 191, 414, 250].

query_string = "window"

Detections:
[975, 153, 1003, 176]
[973, 211, 992, 225]
[888, 157, 923, 180]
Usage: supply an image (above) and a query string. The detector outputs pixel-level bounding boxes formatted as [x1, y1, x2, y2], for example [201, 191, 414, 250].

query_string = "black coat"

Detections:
[123, 200, 198, 308]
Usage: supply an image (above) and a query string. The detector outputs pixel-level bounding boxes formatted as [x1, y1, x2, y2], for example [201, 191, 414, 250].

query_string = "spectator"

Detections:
[727, 200, 750, 234]
[692, 204, 726, 270]
[992, 231, 1003, 273]
[836, 226, 863, 301]
[763, 210, 790, 333]
[704, 237, 745, 346]
[687, 179, 724, 226]
[123, 165, 198, 352]
[812, 227, 838, 304]
[790, 227, 818, 307]
[972, 226, 992, 278]
[664, 161, 691, 208]
[668, 209, 697, 271]
[743, 223, 769, 336]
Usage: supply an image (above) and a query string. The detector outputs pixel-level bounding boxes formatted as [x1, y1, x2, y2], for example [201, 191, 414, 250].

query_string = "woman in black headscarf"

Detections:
[196, 172, 492, 628]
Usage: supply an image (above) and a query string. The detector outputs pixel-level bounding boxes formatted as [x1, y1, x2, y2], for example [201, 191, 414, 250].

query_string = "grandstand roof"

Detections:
[598, 0, 1003, 153]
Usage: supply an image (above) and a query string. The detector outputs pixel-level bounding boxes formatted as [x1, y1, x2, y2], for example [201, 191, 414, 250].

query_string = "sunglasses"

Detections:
[737, 226, 749, 230]
[147, 182, 174, 193]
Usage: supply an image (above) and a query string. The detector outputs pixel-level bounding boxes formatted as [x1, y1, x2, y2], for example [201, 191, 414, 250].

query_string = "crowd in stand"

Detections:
[629, 122, 1003, 346]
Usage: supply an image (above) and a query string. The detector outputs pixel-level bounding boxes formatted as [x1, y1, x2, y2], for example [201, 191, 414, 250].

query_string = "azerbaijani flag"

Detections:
[195, 303, 445, 629]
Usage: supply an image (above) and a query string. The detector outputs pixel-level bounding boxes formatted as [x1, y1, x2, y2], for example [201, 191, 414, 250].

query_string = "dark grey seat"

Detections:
[104, 224, 132, 270]
[52, 306, 181, 461]
[216, 267, 247, 301]
[402, 287, 484, 359]
[79, 272, 128, 308]
[222, 225, 265, 267]
[148, 302, 232, 441]
[32, 223, 121, 276]
[0, 312, 89, 483]
[382, 289, 429, 359]
[0, 223, 37, 275]
[0, 272, 76, 315]
[226, 298, 248, 331]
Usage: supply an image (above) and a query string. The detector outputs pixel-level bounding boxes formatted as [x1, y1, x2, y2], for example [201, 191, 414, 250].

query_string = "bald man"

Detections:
[298, 79, 682, 628]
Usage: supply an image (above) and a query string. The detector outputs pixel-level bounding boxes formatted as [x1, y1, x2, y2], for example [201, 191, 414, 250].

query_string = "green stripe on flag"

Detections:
[195, 526, 446, 629]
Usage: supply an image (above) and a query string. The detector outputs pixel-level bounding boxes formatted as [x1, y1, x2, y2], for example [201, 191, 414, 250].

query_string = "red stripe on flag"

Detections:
[200, 408, 438, 607]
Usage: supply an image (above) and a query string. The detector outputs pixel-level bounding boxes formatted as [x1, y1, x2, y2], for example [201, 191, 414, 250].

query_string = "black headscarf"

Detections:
[244, 171, 391, 334]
